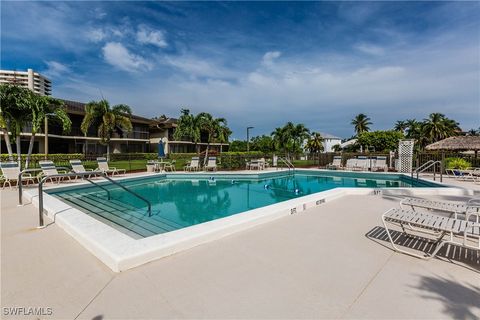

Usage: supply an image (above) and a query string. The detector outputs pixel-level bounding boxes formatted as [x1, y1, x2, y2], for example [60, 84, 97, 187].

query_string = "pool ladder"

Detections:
[411, 160, 443, 182]
[18, 169, 152, 228]
[279, 157, 295, 173]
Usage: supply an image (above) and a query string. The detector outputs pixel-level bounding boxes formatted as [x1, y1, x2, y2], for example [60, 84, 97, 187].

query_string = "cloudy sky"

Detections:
[2, 1, 479, 139]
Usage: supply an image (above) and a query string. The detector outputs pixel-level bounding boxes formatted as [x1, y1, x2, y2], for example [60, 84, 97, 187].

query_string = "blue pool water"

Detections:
[48, 171, 440, 238]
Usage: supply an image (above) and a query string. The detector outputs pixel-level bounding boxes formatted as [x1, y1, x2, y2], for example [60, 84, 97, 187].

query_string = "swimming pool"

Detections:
[47, 170, 440, 238]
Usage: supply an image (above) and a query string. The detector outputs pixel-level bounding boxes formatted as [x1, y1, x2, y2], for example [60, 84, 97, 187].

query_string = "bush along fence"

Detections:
[1, 151, 478, 173]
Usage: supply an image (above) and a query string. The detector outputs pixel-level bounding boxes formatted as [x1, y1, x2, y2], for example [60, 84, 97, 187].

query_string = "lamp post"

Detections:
[246, 126, 254, 152]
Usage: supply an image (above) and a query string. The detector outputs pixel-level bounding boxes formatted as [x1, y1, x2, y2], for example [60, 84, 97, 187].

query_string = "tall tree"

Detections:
[20, 91, 71, 167]
[271, 126, 291, 155]
[351, 113, 372, 136]
[195, 112, 230, 165]
[80, 99, 132, 161]
[394, 120, 408, 133]
[0, 84, 24, 160]
[0, 84, 32, 164]
[421, 113, 460, 145]
[173, 108, 200, 143]
[292, 123, 310, 155]
[305, 132, 324, 159]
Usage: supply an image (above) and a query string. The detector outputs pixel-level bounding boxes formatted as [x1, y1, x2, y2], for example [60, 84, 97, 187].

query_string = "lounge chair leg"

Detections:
[382, 216, 437, 260]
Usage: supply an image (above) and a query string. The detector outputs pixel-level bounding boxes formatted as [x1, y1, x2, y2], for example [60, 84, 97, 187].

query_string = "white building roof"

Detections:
[317, 132, 342, 140]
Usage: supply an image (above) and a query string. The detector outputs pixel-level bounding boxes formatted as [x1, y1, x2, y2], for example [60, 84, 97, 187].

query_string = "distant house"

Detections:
[319, 132, 342, 153]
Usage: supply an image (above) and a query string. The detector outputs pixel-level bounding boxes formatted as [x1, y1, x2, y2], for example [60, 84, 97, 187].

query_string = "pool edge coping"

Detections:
[22, 170, 472, 272]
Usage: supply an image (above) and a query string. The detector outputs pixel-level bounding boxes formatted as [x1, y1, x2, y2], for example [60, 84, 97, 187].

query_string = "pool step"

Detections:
[57, 193, 175, 237]
[106, 198, 185, 230]
[81, 193, 184, 230]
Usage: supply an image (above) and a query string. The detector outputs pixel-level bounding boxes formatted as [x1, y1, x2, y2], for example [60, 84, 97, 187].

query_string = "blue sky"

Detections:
[1, 1, 479, 139]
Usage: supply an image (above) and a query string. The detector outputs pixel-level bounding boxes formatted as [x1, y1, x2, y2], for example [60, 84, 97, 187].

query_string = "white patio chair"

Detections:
[327, 156, 343, 169]
[400, 197, 480, 221]
[205, 157, 217, 172]
[354, 156, 369, 171]
[184, 157, 200, 171]
[96, 157, 126, 176]
[345, 158, 357, 171]
[372, 156, 388, 172]
[39, 160, 71, 183]
[0, 162, 35, 189]
[382, 208, 480, 259]
[70, 159, 95, 179]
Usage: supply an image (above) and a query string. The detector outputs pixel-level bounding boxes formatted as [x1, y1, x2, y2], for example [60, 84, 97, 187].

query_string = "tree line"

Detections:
[0, 83, 134, 166]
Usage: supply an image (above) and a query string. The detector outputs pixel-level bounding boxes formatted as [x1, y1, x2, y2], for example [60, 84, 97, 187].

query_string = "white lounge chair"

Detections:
[70, 159, 95, 179]
[372, 156, 388, 172]
[327, 156, 343, 169]
[163, 160, 176, 172]
[445, 168, 476, 181]
[184, 157, 200, 171]
[382, 208, 480, 259]
[205, 157, 217, 172]
[354, 156, 369, 171]
[39, 160, 71, 183]
[248, 159, 261, 170]
[400, 197, 480, 221]
[0, 162, 36, 189]
[345, 158, 357, 171]
[96, 157, 126, 176]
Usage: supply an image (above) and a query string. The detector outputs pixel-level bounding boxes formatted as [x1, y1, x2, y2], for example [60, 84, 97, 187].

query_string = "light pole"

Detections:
[246, 126, 254, 152]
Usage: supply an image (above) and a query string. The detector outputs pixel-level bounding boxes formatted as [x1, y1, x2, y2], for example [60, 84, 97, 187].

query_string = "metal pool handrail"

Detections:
[412, 160, 443, 182]
[29, 171, 152, 228]
[278, 157, 295, 172]
[18, 167, 70, 205]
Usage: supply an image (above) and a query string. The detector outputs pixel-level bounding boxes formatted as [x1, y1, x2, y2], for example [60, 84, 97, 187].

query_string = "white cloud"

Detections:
[85, 28, 106, 43]
[261, 51, 281, 66]
[136, 25, 167, 48]
[102, 42, 152, 72]
[43, 61, 71, 78]
[355, 43, 385, 56]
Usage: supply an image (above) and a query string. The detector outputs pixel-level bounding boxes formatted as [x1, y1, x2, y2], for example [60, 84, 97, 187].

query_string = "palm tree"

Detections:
[305, 132, 324, 160]
[271, 125, 291, 156]
[292, 123, 310, 156]
[80, 99, 133, 161]
[173, 108, 200, 144]
[351, 113, 372, 136]
[394, 120, 408, 133]
[0, 84, 24, 160]
[21, 92, 71, 168]
[421, 113, 460, 145]
[195, 112, 230, 165]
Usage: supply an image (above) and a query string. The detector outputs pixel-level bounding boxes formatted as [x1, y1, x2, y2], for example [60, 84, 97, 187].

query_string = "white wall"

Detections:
[323, 138, 342, 152]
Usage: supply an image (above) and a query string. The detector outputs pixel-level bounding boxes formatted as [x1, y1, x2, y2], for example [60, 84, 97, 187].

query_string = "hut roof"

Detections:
[425, 136, 480, 151]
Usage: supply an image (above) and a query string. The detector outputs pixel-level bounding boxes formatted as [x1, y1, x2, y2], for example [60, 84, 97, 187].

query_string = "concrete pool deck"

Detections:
[1, 183, 479, 319]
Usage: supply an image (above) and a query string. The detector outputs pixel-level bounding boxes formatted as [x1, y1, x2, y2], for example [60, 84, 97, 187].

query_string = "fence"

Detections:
[1, 151, 478, 173]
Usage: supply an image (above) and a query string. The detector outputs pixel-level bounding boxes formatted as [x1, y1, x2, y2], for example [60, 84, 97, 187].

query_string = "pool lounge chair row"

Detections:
[327, 156, 388, 172]
[382, 197, 480, 259]
[0, 157, 125, 189]
[445, 167, 480, 183]
[184, 157, 217, 172]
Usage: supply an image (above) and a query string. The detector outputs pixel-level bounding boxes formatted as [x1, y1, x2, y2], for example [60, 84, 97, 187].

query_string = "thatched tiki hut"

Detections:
[426, 136, 480, 157]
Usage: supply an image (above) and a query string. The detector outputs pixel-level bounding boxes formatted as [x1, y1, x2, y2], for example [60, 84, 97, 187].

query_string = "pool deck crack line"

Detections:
[74, 275, 116, 320]
[339, 252, 394, 318]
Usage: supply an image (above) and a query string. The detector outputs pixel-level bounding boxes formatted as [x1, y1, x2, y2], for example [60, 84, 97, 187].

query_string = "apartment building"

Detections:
[0, 69, 52, 96]
[0, 98, 228, 155]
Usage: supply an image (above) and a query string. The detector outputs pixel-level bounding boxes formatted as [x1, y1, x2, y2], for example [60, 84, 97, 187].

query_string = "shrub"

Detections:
[357, 130, 404, 152]
[445, 157, 471, 170]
